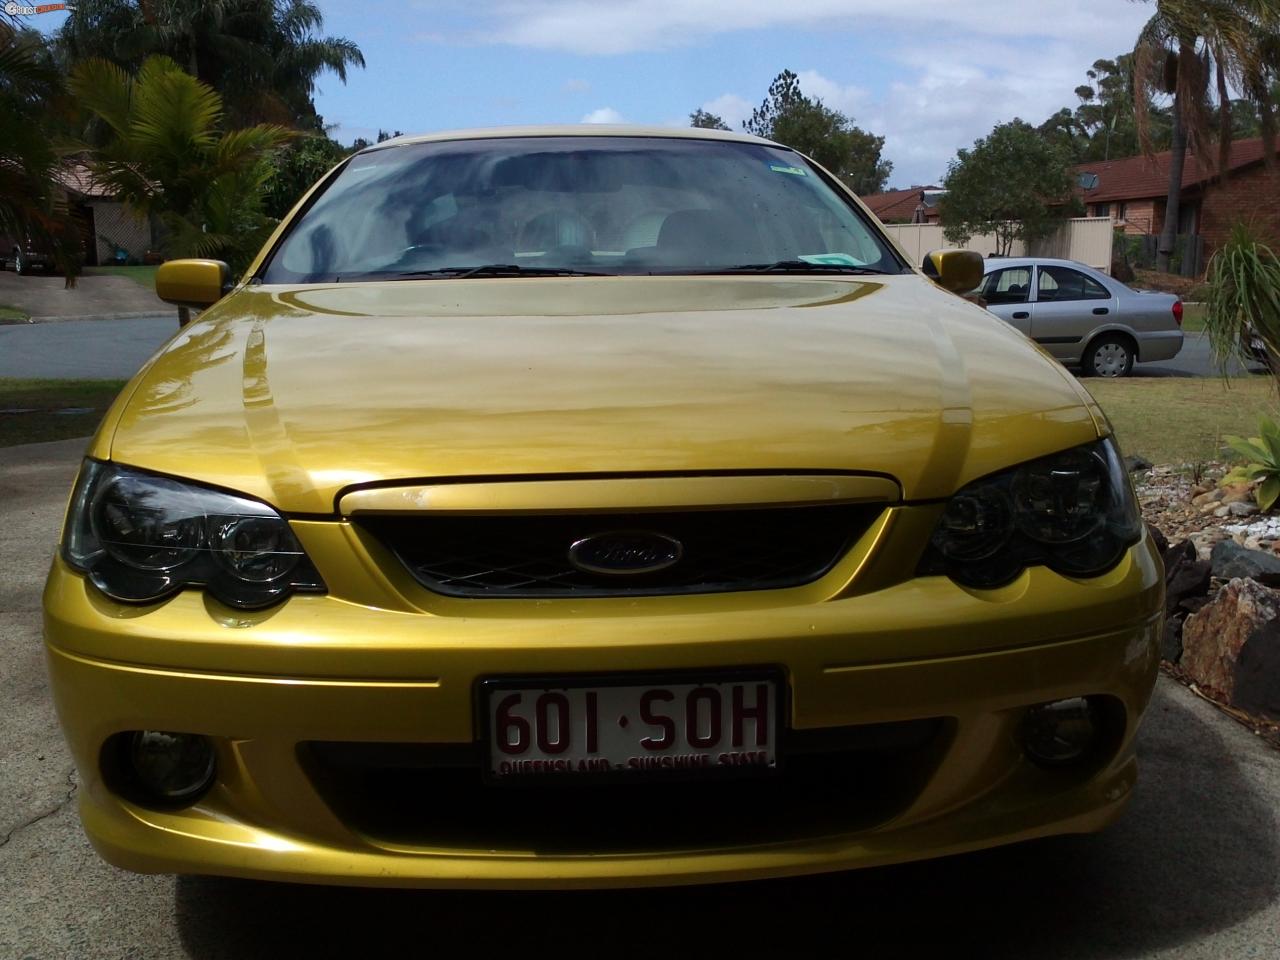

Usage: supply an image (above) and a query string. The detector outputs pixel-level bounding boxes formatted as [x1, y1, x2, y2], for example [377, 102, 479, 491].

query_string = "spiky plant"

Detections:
[1204, 222, 1280, 372]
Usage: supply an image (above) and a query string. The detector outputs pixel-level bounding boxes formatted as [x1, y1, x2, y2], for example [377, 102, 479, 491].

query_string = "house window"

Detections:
[1116, 202, 1128, 222]
[1093, 203, 1111, 218]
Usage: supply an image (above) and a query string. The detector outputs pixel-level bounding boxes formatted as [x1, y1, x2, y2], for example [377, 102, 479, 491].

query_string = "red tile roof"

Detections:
[1075, 138, 1279, 203]
[860, 186, 941, 222]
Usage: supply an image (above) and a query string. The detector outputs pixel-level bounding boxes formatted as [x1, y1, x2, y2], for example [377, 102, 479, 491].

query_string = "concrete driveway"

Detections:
[1, 439, 1278, 959]
[0, 268, 172, 321]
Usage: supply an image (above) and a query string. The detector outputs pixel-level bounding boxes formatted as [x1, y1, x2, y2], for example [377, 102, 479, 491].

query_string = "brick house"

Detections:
[52, 164, 156, 266]
[860, 186, 944, 224]
[1074, 137, 1280, 258]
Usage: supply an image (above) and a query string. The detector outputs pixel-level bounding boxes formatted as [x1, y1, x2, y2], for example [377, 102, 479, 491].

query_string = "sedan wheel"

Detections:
[15, 252, 28, 276]
[1084, 336, 1133, 378]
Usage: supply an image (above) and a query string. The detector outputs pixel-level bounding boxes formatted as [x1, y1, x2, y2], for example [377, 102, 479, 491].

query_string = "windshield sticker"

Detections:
[767, 163, 807, 176]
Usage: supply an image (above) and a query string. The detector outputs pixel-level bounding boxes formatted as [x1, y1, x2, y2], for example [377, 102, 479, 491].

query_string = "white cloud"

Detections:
[702, 39, 1115, 187]
[700, 93, 753, 131]
[581, 106, 625, 123]
[475, 0, 1149, 57]
[433, 0, 1153, 188]
[795, 70, 868, 118]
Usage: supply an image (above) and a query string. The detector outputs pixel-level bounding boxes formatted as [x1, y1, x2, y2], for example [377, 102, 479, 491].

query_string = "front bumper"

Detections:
[44, 522, 1163, 888]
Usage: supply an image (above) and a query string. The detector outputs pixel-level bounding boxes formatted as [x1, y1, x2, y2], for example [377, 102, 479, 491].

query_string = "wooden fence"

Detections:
[880, 218, 1115, 274]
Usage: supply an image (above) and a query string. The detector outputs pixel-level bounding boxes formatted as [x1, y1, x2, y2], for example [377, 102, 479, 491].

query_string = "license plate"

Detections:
[482, 675, 779, 780]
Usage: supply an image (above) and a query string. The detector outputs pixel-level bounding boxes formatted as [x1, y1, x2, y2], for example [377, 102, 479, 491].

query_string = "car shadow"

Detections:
[175, 682, 1277, 959]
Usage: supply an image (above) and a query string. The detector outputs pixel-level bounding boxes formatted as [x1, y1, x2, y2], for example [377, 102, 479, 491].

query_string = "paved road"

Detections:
[1, 439, 1277, 959]
[0, 314, 177, 379]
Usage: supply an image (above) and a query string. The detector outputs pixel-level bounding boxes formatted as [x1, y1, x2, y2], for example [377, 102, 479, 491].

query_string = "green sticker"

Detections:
[768, 163, 807, 176]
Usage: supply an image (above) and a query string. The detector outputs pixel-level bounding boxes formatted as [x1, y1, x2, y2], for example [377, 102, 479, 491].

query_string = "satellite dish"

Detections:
[1077, 172, 1100, 190]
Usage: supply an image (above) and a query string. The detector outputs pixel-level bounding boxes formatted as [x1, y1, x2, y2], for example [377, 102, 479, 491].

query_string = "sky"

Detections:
[27, 0, 1156, 190]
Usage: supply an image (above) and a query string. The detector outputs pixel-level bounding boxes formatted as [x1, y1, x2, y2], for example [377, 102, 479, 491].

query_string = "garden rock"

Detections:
[1228, 501, 1259, 517]
[1162, 612, 1186, 663]
[1210, 540, 1280, 587]
[1163, 539, 1212, 616]
[1124, 455, 1153, 474]
[1182, 578, 1280, 719]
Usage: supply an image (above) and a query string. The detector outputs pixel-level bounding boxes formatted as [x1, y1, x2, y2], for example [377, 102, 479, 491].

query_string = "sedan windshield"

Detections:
[260, 136, 903, 282]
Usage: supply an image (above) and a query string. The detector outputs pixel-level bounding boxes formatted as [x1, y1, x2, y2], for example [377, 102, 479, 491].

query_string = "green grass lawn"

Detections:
[1088, 375, 1277, 465]
[0, 304, 30, 324]
[84, 264, 159, 288]
[0, 378, 127, 447]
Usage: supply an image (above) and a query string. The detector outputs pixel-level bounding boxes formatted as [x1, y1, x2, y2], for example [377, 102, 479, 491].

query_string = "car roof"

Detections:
[981, 257, 1102, 271]
[360, 124, 781, 153]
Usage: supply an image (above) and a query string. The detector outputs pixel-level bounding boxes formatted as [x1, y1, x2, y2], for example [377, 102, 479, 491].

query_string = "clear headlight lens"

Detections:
[63, 460, 325, 608]
[919, 438, 1141, 588]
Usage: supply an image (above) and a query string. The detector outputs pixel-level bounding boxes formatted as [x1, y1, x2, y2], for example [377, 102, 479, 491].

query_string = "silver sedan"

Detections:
[979, 257, 1183, 377]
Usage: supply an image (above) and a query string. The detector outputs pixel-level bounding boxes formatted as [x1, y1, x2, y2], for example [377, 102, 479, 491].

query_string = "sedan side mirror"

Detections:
[922, 249, 983, 295]
[155, 259, 232, 309]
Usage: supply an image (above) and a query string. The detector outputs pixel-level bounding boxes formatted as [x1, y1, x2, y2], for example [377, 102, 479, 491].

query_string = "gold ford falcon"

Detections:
[43, 126, 1162, 888]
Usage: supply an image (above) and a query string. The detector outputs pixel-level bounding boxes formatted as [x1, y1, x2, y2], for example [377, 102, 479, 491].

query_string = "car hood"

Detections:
[102, 275, 1105, 514]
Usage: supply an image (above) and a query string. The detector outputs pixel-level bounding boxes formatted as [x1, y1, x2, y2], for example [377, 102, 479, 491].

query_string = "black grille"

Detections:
[358, 504, 880, 598]
[300, 719, 945, 852]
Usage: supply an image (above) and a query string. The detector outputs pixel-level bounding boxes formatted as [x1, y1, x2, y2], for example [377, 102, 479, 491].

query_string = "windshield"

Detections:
[260, 136, 903, 282]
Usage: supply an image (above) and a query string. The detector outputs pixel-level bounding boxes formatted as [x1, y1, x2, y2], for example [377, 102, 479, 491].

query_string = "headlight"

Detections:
[918, 439, 1141, 588]
[63, 461, 325, 608]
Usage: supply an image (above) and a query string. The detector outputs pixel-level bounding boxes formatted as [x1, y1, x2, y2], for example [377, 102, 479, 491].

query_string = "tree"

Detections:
[941, 120, 1081, 257]
[57, 0, 364, 128]
[744, 69, 892, 194]
[0, 22, 81, 281]
[262, 133, 345, 219]
[1133, 0, 1280, 271]
[1038, 56, 1174, 163]
[68, 55, 293, 271]
[689, 108, 730, 130]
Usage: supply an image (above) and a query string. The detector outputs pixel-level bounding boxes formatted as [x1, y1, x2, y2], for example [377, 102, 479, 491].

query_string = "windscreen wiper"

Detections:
[394, 264, 612, 279]
[699, 260, 885, 275]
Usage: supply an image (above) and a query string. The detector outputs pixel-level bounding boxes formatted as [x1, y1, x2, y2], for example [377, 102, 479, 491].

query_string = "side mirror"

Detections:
[922, 249, 983, 295]
[155, 259, 231, 309]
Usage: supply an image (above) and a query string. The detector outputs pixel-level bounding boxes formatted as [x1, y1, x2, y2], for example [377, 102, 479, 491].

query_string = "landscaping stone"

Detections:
[1162, 612, 1186, 663]
[1125, 455, 1154, 474]
[1234, 620, 1280, 720]
[1229, 500, 1261, 516]
[1210, 540, 1280, 587]
[1183, 578, 1280, 719]
[1163, 539, 1212, 616]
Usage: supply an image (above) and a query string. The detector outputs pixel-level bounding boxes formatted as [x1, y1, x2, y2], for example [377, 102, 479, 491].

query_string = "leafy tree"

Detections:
[689, 108, 730, 130]
[1133, 0, 1280, 271]
[744, 69, 892, 194]
[262, 134, 345, 219]
[0, 22, 81, 280]
[58, 0, 364, 128]
[1039, 56, 1173, 163]
[68, 55, 293, 271]
[941, 119, 1082, 256]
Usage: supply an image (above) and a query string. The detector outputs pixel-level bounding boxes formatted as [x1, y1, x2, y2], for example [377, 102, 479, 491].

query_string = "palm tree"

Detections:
[1133, 0, 1280, 272]
[58, 0, 364, 129]
[0, 21, 81, 280]
[68, 55, 293, 271]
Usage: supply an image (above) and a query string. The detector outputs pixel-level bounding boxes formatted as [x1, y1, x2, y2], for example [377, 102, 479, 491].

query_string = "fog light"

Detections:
[128, 730, 216, 803]
[1019, 697, 1098, 765]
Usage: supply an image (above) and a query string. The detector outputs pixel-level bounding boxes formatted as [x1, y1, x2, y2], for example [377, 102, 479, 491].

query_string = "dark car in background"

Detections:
[2, 234, 55, 275]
